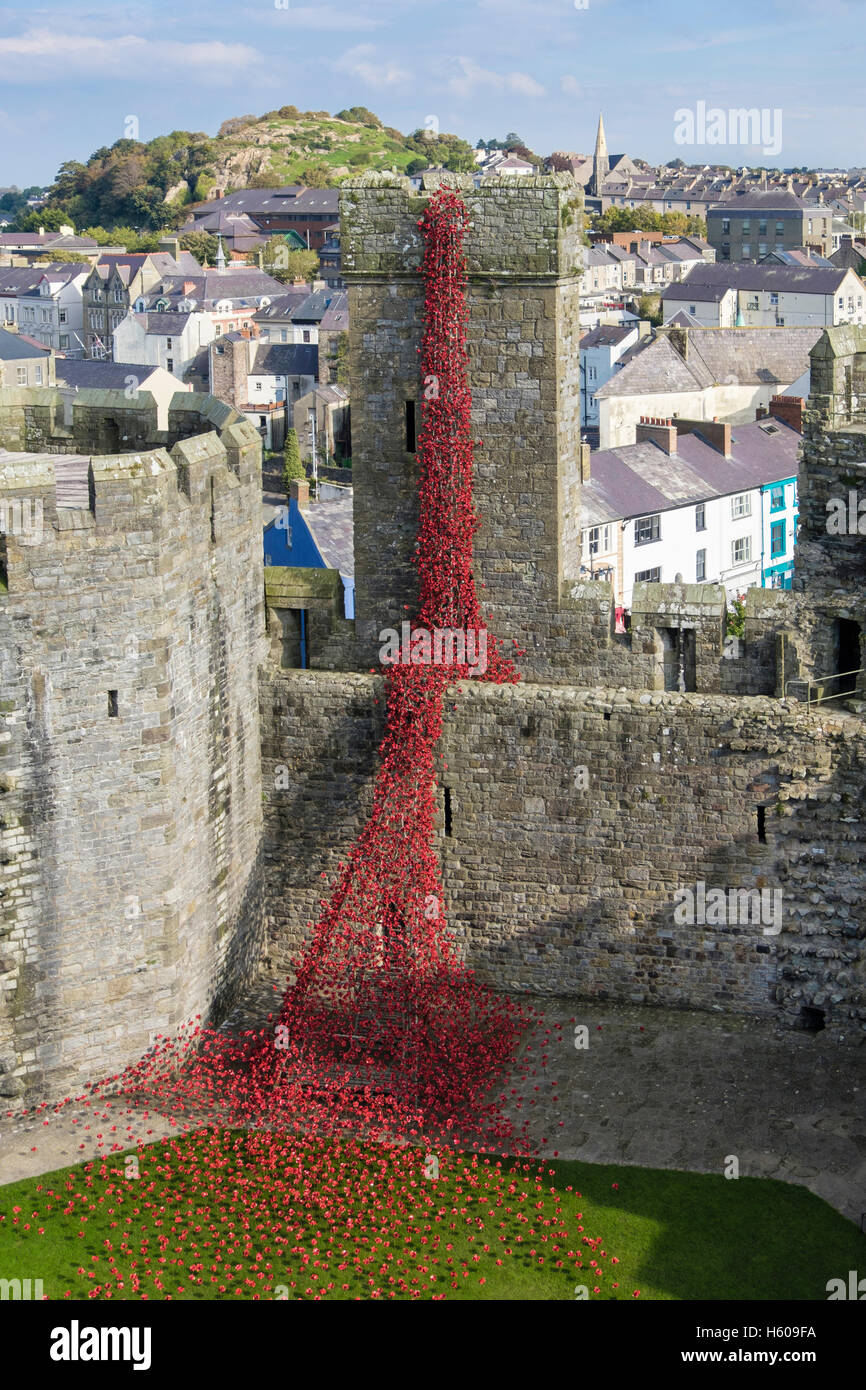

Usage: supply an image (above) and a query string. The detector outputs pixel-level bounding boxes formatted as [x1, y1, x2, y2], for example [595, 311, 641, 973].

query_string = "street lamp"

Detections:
[308, 406, 318, 497]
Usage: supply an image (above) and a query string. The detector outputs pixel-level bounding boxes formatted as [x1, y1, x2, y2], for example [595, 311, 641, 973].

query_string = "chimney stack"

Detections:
[636, 416, 677, 455]
[579, 441, 591, 482]
[669, 416, 732, 456]
[768, 394, 804, 433]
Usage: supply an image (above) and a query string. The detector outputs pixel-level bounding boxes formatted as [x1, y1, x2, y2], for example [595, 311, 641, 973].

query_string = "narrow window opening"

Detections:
[757, 806, 766, 843]
[405, 400, 416, 453]
[443, 786, 453, 837]
[108, 690, 119, 718]
[799, 1005, 825, 1033]
[603, 711, 611, 721]
[210, 476, 216, 543]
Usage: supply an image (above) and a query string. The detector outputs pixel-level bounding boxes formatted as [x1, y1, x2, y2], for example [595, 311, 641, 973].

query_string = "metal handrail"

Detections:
[785, 667, 866, 710]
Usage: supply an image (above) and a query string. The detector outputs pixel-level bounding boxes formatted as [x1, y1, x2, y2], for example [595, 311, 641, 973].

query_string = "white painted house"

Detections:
[579, 322, 642, 432]
[578, 412, 802, 608]
[113, 311, 216, 381]
[663, 262, 866, 328]
[0, 264, 88, 355]
[594, 325, 821, 448]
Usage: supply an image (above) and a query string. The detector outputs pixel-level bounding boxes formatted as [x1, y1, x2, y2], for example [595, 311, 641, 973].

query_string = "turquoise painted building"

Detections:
[760, 475, 799, 589]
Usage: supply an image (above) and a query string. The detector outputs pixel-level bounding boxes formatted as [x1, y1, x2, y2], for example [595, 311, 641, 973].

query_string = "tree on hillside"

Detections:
[32, 250, 87, 263]
[335, 107, 382, 128]
[11, 207, 69, 232]
[404, 130, 476, 173]
[250, 243, 319, 283]
[218, 116, 258, 138]
[592, 206, 661, 234]
[179, 230, 219, 263]
[282, 429, 306, 492]
[296, 164, 332, 188]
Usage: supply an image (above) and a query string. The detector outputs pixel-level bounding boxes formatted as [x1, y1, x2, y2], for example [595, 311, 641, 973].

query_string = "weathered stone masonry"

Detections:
[260, 175, 866, 1041]
[0, 389, 266, 1100]
[262, 672, 866, 1035]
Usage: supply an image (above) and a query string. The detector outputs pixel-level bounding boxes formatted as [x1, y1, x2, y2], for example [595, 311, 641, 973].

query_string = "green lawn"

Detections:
[0, 1132, 860, 1301]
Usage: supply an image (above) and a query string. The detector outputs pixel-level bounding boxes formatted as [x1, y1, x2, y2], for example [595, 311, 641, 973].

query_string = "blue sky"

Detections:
[0, 0, 862, 188]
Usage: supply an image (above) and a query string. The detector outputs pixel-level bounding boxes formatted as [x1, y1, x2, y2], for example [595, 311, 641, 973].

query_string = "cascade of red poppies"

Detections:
[261, 187, 527, 1148]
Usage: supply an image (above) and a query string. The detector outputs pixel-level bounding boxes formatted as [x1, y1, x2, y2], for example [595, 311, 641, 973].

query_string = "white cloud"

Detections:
[444, 57, 545, 100]
[243, 5, 384, 30]
[335, 44, 411, 89]
[0, 28, 262, 78]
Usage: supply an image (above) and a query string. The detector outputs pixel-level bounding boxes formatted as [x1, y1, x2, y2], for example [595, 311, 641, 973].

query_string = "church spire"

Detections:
[592, 113, 609, 197]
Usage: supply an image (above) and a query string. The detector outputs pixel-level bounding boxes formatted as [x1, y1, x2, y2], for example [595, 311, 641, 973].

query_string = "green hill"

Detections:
[23, 106, 478, 234]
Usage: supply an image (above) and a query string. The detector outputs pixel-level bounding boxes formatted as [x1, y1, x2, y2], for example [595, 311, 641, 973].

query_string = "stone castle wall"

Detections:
[0, 388, 267, 1100]
[261, 671, 865, 1036]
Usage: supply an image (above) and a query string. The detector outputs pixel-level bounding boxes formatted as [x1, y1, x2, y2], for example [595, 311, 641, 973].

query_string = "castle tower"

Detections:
[0, 389, 266, 1099]
[591, 113, 609, 198]
[340, 172, 585, 676]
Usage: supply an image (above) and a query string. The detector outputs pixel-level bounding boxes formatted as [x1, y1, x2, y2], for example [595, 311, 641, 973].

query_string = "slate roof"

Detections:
[594, 334, 711, 397]
[253, 288, 315, 322]
[55, 359, 160, 389]
[663, 262, 853, 301]
[0, 328, 50, 360]
[708, 190, 808, 213]
[311, 384, 349, 405]
[299, 492, 354, 577]
[141, 312, 195, 335]
[0, 268, 52, 295]
[290, 290, 332, 322]
[580, 418, 801, 526]
[137, 267, 286, 311]
[319, 292, 348, 332]
[252, 343, 318, 376]
[594, 326, 822, 398]
[581, 323, 637, 349]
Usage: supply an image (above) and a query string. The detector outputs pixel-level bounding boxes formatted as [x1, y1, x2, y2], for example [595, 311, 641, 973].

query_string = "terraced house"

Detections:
[0, 263, 89, 354]
[707, 190, 834, 260]
[81, 251, 198, 359]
